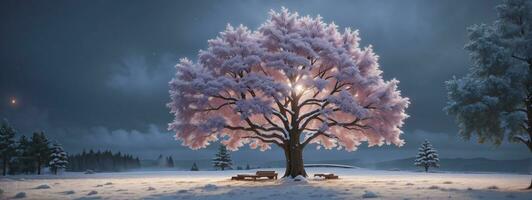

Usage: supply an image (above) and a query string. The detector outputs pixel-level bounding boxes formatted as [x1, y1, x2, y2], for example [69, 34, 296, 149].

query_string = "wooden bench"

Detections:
[314, 173, 339, 179]
[231, 171, 278, 181]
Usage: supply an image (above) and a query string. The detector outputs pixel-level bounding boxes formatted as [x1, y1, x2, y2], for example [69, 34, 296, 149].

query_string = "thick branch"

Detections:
[224, 124, 285, 141]
[262, 114, 288, 139]
[323, 117, 370, 130]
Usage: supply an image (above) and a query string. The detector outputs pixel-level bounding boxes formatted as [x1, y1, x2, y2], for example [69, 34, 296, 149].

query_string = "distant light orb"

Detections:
[10, 98, 16, 105]
[294, 85, 304, 93]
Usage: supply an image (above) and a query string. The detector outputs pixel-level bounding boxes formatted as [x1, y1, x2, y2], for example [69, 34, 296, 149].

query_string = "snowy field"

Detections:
[1, 168, 531, 200]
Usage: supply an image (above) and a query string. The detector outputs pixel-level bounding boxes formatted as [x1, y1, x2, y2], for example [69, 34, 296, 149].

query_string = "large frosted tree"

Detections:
[445, 0, 531, 188]
[168, 8, 410, 177]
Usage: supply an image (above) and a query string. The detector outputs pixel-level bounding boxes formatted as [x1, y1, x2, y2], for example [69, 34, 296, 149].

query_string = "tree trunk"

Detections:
[282, 146, 291, 177]
[2, 157, 7, 176]
[282, 140, 307, 178]
[526, 92, 531, 189]
[527, 93, 532, 152]
[424, 166, 428, 173]
[37, 159, 41, 175]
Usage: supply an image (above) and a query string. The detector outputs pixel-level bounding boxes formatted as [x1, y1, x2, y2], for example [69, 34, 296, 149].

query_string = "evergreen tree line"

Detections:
[67, 150, 141, 172]
[156, 154, 174, 168]
[0, 120, 68, 175]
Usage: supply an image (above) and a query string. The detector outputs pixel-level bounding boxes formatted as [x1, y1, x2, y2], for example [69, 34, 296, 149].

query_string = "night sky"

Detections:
[1, 0, 528, 163]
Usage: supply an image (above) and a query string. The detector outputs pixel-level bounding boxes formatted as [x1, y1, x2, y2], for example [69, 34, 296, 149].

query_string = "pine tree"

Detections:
[415, 140, 440, 172]
[157, 154, 165, 168]
[245, 164, 250, 170]
[212, 145, 232, 171]
[30, 131, 50, 175]
[166, 156, 174, 168]
[48, 142, 68, 175]
[0, 120, 17, 176]
[135, 157, 141, 168]
[14, 135, 34, 174]
[190, 162, 199, 171]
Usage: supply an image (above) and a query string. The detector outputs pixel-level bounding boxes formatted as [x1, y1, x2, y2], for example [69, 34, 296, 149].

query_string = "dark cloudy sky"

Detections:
[1, 0, 528, 163]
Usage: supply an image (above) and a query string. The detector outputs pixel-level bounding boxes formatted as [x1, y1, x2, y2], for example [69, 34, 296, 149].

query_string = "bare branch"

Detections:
[212, 95, 238, 102]
[511, 54, 528, 62]
[243, 136, 284, 147]
[512, 135, 531, 148]
[224, 124, 285, 141]
[301, 131, 337, 148]
[193, 102, 235, 112]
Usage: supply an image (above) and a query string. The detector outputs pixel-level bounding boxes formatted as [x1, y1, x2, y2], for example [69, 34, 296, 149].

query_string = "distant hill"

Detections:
[364, 157, 531, 174]
[141, 159, 265, 171]
[141, 159, 214, 170]
[249, 157, 531, 174]
[258, 158, 364, 169]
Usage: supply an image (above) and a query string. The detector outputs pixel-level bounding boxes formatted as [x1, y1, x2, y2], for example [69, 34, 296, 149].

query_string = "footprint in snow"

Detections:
[202, 184, 218, 191]
[34, 184, 51, 189]
[61, 190, 75, 195]
[427, 185, 439, 190]
[13, 192, 27, 199]
[487, 185, 499, 190]
[362, 191, 378, 198]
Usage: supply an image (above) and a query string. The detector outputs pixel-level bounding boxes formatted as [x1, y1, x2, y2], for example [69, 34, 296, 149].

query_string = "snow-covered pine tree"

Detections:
[415, 140, 439, 172]
[0, 120, 17, 176]
[212, 145, 232, 171]
[190, 162, 199, 171]
[48, 142, 68, 175]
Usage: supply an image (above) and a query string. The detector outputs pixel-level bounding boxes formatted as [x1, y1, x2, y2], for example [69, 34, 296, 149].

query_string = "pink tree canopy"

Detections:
[168, 8, 409, 154]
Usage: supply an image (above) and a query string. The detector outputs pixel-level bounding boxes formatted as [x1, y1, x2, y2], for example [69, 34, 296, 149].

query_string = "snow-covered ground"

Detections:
[1, 168, 530, 200]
